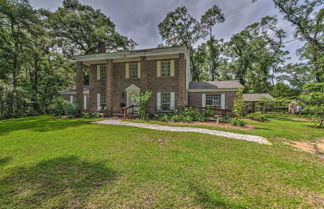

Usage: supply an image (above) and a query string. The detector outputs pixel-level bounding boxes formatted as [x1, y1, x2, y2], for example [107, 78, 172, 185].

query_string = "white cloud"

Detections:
[30, 0, 302, 63]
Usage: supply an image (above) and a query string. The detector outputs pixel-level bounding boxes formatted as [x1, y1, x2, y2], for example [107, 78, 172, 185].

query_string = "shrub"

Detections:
[182, 115, 193, 123]
[171, 114, 182, 122]
[49, 97, 69, 116]
[129, 91, 152, 120]
[233, 89, 245, 119]
[231, 119, 246, 127]
[159, 114, 169, 122]
[63, 103, 82, 118]
[181, 108, 204, 122]
[83, 112, 101, 119]
[219, 115, 231, 123]
[203, 108, 213, 120]
[246, 113, 269, 122]
[147, 113, 155, 120]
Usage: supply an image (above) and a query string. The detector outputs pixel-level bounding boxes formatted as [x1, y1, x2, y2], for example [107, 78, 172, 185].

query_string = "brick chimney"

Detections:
[98, 41, 106, 53]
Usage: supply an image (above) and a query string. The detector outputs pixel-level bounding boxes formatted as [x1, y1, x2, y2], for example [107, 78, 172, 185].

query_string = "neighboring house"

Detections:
[243, 93, 273, 113]
[288, 100, 303, 114]
[60, 46, 244, 115]
[60, 86, 89, 110]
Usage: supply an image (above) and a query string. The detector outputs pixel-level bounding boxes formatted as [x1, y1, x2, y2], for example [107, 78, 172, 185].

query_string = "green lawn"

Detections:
[125, 114, 324, 142]
[0, 115, 323, 208]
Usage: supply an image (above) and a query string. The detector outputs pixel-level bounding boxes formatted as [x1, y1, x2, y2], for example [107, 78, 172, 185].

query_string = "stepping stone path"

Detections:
[95, 119, 270, 144]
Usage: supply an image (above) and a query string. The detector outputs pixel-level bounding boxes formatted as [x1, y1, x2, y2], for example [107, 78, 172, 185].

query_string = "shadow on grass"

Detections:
[0, 157, 11, 167]
[189, 183, 247, 209]
[0, 116, 93, 136]
[0, 156, 116, 208]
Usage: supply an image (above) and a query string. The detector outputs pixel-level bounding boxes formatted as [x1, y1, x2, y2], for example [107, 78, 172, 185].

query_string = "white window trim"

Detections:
[170, 92, 175, 110]
[70, 95, 74, 104]
[157, 92, 161, 111]
[202, 93, 206, 107]
[125, 63, 129, 78]
[96, 65, 101, 80]
[221, 93, 226, 110]
[83, 95, 87, 110]
[97, 93, 101, 110]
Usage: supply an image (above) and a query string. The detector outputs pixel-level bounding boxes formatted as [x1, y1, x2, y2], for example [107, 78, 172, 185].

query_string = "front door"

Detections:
[126, 84, 140, 113]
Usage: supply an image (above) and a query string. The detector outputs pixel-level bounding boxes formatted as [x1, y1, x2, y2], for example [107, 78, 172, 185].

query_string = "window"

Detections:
[161, 92, 171, 111]
[161, 60, 171, 77]
[129, 63, 138, 78]
[101, 93, 107, 108]
[206, 94, 221, 107]
[100, 65, 106, 80]
[70, 95, 76, 104]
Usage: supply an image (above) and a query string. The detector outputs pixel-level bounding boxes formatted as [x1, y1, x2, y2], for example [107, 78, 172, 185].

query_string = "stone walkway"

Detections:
[95, 119, 270, 144]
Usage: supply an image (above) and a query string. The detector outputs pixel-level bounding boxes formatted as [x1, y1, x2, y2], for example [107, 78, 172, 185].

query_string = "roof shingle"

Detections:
[189, 80, 244, 89]
[243, 93, 273, 102]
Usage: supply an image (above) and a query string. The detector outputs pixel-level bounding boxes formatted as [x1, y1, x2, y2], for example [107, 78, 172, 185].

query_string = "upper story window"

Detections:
[96, 64, 106, 80]
[157, 60, 174, 77]
[126, 62, 140, 79]
[161, 61, 171, 77]
[100, 65, 106, 80]
[206, 94, 221, 107]
[129, 63, 138, 78]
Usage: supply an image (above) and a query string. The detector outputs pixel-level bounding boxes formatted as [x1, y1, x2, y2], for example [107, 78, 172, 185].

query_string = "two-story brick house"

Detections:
[63, 46, 244, 115]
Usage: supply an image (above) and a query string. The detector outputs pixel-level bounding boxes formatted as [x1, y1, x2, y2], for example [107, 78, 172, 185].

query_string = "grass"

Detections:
[125, 114, 324, 141]
[0, 115, 323, 208]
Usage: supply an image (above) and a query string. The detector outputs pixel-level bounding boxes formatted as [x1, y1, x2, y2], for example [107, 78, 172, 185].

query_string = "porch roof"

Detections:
[243, 93, 273, 102]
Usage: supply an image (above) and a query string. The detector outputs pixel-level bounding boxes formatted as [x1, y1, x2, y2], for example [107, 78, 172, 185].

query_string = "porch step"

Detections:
[113, 113, 138, 118]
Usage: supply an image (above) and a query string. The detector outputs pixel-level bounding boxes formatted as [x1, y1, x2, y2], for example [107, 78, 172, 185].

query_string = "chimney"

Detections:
[98, 41, 106, 53]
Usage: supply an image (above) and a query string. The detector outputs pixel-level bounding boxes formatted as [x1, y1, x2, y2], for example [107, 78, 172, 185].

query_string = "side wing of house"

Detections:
[188, 81, 244, 111]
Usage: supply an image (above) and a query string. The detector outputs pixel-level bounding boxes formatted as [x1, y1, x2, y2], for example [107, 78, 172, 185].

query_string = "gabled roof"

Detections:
[243, 93, 273, 102]
[189, 80, 244, 89]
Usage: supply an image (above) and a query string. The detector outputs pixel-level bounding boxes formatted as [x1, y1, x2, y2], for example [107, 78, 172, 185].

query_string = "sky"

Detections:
[30, 0, 304, 63]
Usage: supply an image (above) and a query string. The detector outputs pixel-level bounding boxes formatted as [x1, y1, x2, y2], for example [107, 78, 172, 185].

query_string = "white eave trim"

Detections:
[75, 47, 188, 62]
[60, 90, 89, 95]
[188, 88, 241, 93]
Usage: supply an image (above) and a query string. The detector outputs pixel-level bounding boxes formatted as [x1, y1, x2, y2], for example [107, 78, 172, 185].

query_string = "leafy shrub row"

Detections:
[49, 97, 100, 119]
[246, 112, 269, 122]
[159, 108, 213, 123]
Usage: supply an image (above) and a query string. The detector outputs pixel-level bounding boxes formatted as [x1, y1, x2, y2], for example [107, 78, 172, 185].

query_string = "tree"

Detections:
[158, 6, 207, 81]
[300, 82, 324, 127]
[277, 63, 313, 90]
[0, 0, 40, 116]
[271, 83, 296, 98]
[233, 89, 245, 118]
[200, 5, 225, 81]
[129, 91, 152, 120]
[44, 0, 136, 58]
[225, 16, 287, 92]
[254, 0, 323, 82]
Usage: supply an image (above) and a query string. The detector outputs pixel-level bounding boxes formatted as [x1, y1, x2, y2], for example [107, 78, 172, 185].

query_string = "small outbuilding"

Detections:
[243, 93, 273, 113]
[288, 100, 303, 114]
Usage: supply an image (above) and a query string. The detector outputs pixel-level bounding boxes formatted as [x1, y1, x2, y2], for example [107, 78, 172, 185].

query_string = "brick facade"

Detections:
[106, 59, 113, 114]
[178, 53, 186, 107]
[76, 61, 83, 109]
[85, 57, 183, 113]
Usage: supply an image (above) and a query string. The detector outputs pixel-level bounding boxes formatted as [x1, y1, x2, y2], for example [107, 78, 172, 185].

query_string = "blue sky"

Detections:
[30, 0, 304, 63]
